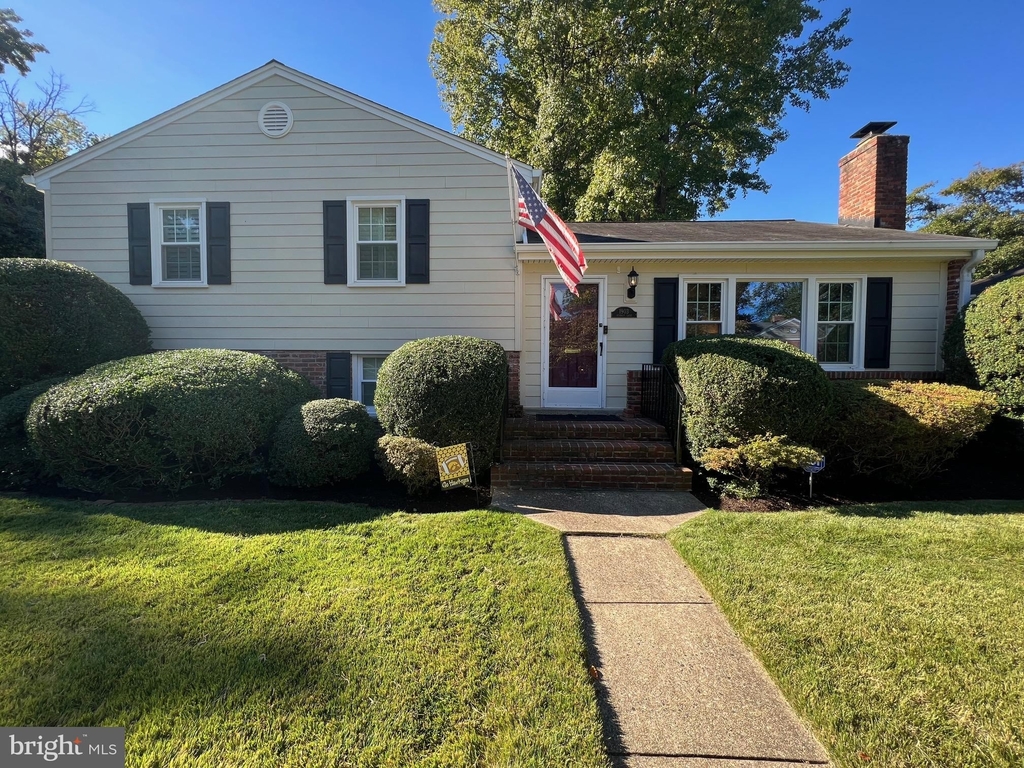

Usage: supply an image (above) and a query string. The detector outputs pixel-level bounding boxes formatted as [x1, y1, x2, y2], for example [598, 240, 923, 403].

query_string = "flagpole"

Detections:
[505, 154, 521, 272]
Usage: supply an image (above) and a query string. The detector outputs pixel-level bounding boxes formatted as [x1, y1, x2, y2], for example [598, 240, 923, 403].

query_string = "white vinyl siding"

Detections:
[46, 76, 517, 353]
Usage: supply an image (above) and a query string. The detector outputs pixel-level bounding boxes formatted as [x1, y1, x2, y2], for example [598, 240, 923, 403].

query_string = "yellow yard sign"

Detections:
[436, 443, 472, 490]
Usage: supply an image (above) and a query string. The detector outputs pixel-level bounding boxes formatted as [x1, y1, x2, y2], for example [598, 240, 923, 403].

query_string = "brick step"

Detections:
[503, 417, 667, 442]
[491, 461, 692, 491]
[504, 438, 676, 463]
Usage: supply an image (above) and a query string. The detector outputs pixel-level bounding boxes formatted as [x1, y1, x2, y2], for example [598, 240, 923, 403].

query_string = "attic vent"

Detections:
[258, 102, 293, 138]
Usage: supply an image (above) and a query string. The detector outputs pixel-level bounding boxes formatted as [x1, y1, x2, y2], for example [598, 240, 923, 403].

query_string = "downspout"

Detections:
[959, 248, 987, 308]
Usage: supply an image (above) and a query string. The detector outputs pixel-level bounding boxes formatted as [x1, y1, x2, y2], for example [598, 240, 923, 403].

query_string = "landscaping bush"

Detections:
[961, 276, 1024, 419]
[376, 435, 439, 495]
[26, 349, 318, 493]
[661, 336, 834, 459]
[0, 376, 68, 490]
[0, 258, 151, 394]
[828, 380, 998, 484]
[941, 308, 976, 388]
[375, 336, 507, 468]
[269, 399, 378, 487]
[700, 435, 822, 499]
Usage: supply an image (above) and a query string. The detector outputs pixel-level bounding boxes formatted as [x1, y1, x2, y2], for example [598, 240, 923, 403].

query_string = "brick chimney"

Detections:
[838, 121, 909, 230]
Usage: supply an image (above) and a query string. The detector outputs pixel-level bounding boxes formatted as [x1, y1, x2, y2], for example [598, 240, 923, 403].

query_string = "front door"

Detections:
[542, 277, 606, 408]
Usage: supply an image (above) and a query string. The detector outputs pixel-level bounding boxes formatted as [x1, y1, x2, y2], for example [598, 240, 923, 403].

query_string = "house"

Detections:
[24, 63, 998, 419]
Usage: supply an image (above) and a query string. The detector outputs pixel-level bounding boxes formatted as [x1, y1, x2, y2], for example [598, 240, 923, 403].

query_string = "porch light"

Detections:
[627, 267, 639, 299]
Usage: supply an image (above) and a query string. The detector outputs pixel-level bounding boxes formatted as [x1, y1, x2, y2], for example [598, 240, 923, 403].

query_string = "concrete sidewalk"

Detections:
[494, 490, 829, 767]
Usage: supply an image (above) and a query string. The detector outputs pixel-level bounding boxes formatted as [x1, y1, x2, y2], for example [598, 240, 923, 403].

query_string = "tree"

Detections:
[0, 71, 98, 172]
[0, 9, 45, 76]
[908, 163, 1024, 280]
[431, 0, 851, 221]
[0, 157, 43, 258]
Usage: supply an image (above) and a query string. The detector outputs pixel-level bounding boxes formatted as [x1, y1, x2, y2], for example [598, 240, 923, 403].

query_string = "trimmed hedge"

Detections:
[376, 435, 439, 495]
[0, 376, 68, 490]
[828, 380, 998, 484]
[661, 336, 834, 459]
[269, 399, 378, 487]
[375, 336, 507, 469]
[0, 258, 151, 394]
[26, 349, 318, 493]
[700, 435, 822, 499]
[941, 308, 976, 388]
[961, 276, 1024, 419]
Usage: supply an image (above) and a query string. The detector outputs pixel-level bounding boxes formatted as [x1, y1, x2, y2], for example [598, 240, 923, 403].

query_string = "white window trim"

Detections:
[354, 353, 389, 416]
[347, 196, 406, 287]
[150, 198, 207, 288]
[676, 273, 867, 371]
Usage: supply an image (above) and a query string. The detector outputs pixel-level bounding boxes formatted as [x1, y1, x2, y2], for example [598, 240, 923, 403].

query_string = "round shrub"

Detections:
[375, 336, 507, 469]
[0, 376, 68, 490]
[376, 435, 439, 496]
[962, 276, 1024, 419]
[661, 336, 834, 459]
[828, 380, 998, 484]
[941, 308, 976, 388]
[269, 399, 378, 487]
[0, 258, 151, 394]
[26, 349, 318, 493]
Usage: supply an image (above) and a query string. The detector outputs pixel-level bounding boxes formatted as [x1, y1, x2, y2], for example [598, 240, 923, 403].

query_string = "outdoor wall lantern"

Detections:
[626, 267, 639, 299]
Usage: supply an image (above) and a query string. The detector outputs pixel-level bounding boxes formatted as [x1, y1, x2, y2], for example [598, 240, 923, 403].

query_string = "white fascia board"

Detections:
[515, 239, 999, 259]
[31, 61, 534, 182]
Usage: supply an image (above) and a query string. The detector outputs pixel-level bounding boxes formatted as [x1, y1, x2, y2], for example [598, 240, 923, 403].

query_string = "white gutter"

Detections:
[22, 174, 48, 190]
[516, 238, 999, 258]
[959, 248, 988, 308]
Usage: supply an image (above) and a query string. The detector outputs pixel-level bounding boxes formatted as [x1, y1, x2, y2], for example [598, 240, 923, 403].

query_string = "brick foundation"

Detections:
[623, 369, 642, 417]
[256, 350, 327, 394]
[945, 258, 967, 328]
[506, 350, 523, 416]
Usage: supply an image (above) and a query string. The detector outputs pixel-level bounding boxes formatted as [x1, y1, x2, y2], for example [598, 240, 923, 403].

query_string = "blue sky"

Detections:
[14, 0, 1024, 223]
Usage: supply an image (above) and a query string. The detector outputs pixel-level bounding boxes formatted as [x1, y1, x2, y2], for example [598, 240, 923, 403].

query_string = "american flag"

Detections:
[510, 162, 587, 295]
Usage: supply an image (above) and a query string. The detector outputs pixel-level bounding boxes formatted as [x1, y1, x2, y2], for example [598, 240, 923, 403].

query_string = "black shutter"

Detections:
[206, 202, 231, 284]
[864, 277, 893, 369]
[323, 201, 347, 284]
[127, 203, 152, 285]
[326, 352, 352, 399]
[406, 198, 430, 284]
[653, 277, 679, 364]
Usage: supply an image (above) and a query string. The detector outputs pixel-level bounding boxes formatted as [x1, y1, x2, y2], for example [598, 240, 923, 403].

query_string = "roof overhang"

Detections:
[27, 60, 534, 185]
[515, 238, 999, 259]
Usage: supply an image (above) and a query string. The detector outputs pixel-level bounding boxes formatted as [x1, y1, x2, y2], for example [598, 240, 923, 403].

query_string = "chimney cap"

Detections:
[850, 121, 898, 140]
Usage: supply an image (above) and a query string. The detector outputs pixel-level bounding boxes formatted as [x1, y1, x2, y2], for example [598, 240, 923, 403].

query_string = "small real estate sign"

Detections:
[436, 443, 472, 490]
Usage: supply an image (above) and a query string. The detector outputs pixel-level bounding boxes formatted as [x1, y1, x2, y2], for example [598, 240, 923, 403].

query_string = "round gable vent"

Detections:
[258, 102, 293, 138]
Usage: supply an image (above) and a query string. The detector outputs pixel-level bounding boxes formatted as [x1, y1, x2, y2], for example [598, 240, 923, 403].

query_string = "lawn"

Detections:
[670, 501, 1024, 768]
[0, 497, 608, 768]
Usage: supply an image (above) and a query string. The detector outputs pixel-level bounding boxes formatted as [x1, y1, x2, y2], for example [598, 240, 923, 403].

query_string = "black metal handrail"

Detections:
[640, 363, 686, 465]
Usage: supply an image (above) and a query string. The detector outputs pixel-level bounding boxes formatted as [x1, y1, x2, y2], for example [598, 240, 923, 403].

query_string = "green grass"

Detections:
[669, 501, 1024, 768]
[0, 497, 607, 768]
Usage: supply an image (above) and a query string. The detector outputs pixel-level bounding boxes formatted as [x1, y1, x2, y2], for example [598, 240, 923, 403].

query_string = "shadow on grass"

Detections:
[827, 499, 1024, 520]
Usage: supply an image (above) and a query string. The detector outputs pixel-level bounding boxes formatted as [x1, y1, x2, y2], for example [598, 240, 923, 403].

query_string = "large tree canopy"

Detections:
[431, 0, 850, 221]
[908, 163, 1024, 280]
[0, 8, 45, 76]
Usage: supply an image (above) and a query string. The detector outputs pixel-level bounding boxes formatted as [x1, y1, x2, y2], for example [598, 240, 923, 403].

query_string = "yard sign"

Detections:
[436, 443, 472, 490]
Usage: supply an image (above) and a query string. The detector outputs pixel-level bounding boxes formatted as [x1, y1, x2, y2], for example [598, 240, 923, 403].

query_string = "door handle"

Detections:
[599, 342, 603, 357]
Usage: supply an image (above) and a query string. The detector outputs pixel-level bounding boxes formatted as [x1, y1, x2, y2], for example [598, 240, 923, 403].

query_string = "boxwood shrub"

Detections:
[661, 336, 834, 459]
[0, 258, 151, 394]
[374, 336, 507, 469]
[269, 399, 378, 487]
[828, 380, 998, 484]
[0, 376, 68, 490]
[961, 276, 1024, 419]
[376, 435, 439, 496]
[26, 349, 318, 493]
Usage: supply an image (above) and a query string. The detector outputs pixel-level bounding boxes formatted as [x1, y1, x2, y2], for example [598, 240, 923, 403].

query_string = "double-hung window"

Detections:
[355, 355, 387, 415]
[151, 201, 206, 286]
[816, 282, 857, 364]
[682, 281, 725, 337]
[348, 199, 405, 285]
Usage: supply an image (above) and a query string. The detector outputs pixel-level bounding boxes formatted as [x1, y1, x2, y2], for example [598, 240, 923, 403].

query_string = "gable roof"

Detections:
[27, 60, 534, 185]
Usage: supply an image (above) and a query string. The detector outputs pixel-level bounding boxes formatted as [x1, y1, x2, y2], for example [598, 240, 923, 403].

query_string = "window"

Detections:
[683, 281, 724, 337]
[151, 201, 206, 285]
[356, 355, 387, 414]
[735, 281, 803, 348]
[816, 282, 856, 364]
[349, 199, 405, 285]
